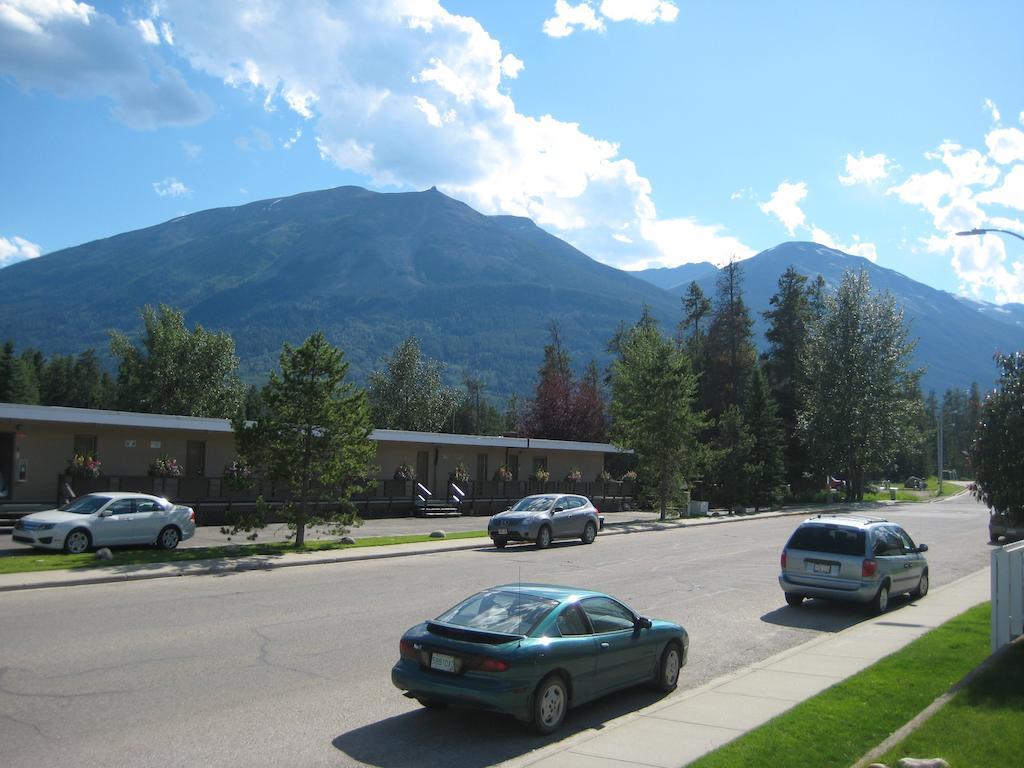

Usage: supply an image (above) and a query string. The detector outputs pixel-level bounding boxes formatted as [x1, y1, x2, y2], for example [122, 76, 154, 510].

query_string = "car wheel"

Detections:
[785, 593, 804, 607]
[872, 582, 890, 614]
[64, 528, 91, 555]
[531, 674, 568, 735]
[536, 526, 552, 550]
[157, 526, 181, 550]
[492, 537, 508, 549]
[580, 521, 597, 545]
[417, 698, 448, 710]
[912, 570, 929, 599]
[654, 642, 682, 693]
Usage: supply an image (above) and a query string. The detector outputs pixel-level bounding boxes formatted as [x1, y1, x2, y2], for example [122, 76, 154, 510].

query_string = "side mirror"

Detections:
[99, 509, 113, 517]
[553, 506, 565, 513]
[917, 544, 928, 553]
[635, 616, 652, 630]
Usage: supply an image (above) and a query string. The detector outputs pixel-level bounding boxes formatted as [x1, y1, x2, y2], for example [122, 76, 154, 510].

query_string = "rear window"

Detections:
[787, 524, 865, 556]
[435, 590, 558, 636]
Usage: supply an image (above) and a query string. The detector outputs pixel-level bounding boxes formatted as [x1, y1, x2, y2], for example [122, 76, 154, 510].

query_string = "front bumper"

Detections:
[391, 660, 534, 721]
[488, 520, 539, 542]
[11, 531, 61, 549]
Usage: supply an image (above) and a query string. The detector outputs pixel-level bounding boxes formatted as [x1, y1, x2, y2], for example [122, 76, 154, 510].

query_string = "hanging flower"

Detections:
[533, 467, 550, 483]
[68, 454, 102, 478]
[149, 456, 183, 478]
[223, 460, 254, 490]
[494, 466, 513, 482]
[565, 467, 583, 482]
[393, 463, 416, 481]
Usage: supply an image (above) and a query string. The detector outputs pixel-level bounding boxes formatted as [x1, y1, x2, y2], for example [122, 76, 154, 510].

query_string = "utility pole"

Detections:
[937, 406, 944, 495]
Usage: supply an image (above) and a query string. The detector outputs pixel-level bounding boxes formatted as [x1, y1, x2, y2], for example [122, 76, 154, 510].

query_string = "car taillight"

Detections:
[189, 509, 196, 523]
[593, 505, 600, 514]
[399, 639, 416, 659]
[476, 657, 509, 672]
[780, 551, 787, 569]
[862, 559, 878, 577]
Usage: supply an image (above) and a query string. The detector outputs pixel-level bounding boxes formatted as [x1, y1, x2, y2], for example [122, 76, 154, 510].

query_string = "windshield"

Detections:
[59, 495, 111, 515]
[511, 496, 555, 513]
[436, 590, 558, 636]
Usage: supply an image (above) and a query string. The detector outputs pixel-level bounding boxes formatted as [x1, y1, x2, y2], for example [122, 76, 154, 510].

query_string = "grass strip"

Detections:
[0, 530, 489, 575]
[876, 636, 1024, 766]
[686, 602, 991, 768]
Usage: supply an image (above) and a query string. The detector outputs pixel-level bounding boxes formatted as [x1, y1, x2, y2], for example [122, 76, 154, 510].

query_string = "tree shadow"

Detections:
[332, 686, 667, 768]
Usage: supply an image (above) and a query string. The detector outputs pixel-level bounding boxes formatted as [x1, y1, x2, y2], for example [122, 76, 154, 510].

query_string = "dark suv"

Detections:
[779, 515, 929, 613]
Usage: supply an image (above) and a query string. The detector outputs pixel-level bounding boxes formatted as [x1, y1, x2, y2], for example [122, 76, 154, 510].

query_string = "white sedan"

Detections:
[12, 492, 197, 554]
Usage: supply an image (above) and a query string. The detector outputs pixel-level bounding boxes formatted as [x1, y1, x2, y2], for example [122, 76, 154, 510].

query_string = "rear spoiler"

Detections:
[426, 620, 525, 645]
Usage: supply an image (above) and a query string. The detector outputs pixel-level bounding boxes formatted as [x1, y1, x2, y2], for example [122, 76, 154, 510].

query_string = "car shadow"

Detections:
[759, 594, 917, 632]
[332, 686, 667, 768]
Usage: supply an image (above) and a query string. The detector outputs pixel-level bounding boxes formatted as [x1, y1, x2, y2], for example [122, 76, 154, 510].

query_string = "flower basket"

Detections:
[67, 454, 102, 478]
[533, 467, 550, 484]
[451, 463, 470, 485]
[149, 456, 183, 478]
[595, 470, 612, 483]
[494, 466, 513, 482]
[565, 468, 583, 483]
[393, 463, 416, 481]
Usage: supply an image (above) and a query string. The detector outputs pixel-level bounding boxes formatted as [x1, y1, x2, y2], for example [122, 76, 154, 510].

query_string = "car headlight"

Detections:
[36, 523, 56, 530]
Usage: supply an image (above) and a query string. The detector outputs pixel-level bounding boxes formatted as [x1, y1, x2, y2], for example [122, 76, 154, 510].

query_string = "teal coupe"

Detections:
[391, 584, 688, 734]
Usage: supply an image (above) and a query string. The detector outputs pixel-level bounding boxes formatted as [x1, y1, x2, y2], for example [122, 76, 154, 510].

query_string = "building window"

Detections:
[416, 451, 429, 485]
[73, 434, 97, 458]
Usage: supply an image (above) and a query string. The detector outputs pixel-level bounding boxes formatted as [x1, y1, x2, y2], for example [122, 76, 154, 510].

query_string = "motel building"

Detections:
[0, 403, 633, 520]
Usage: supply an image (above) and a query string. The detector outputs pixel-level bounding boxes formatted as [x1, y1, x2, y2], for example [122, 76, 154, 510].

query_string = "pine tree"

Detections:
[233, 331, 375, 547]
[703, 260, 757, 418]
[744, 365, 785, 510]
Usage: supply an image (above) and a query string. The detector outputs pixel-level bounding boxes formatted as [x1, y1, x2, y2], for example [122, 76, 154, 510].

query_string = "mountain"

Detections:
[0, 186, 680, 396]
[631, 261, 717, 292]
[1, 190, 1018, 400]
[632, 241, 1022, 395]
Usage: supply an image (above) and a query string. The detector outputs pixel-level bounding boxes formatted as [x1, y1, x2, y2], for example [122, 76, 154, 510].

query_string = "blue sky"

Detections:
[2, 1, 1023, 303]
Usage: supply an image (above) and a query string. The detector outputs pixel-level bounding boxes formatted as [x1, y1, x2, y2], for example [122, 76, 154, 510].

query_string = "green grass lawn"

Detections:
[687, 603, 992, 768]
[0, 530, 489, 575]
[876, 636, 1024, 767]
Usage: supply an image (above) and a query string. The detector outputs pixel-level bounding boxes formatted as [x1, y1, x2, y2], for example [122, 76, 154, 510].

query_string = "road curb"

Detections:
[0, 501, 911, 592]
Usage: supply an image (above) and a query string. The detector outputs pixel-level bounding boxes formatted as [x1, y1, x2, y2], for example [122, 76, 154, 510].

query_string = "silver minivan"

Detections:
[778, 515, 929, 613]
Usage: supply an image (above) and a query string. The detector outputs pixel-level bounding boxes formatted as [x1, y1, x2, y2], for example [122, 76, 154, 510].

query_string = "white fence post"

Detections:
[991, 539, 1024, 653]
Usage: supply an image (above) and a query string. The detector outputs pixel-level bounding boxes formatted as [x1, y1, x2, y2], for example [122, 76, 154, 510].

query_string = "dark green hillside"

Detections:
[0, 186, 679, 396]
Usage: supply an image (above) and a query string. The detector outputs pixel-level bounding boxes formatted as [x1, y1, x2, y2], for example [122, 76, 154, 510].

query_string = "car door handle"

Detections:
[600, 642, 610, 649]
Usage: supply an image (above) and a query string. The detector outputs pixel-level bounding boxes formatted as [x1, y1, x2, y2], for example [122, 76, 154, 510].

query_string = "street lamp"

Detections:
[956, 228, 1024, 242]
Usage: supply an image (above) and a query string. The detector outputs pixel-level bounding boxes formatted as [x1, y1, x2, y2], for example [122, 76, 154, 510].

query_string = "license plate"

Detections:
[430, 653, 456, 673]
[812, 562, 832, 575]
[498, 528, 508, 535]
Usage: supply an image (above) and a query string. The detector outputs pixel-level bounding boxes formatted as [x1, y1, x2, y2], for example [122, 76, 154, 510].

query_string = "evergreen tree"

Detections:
[711, 405, 752, 512]
[233, 331, 376, 547]
[609, 316, 705, 520]
[0, 341, 13, 402]
[762, 266, 813, 492]
[367, 336, 460, 432]
[524, 322, 574, 439]
[744, 365, 786, 510]
[799, 270, 921, 500]
[452, 377, 504, 435]
[570, 361, 608, 442]
[703, 260, 757, 418]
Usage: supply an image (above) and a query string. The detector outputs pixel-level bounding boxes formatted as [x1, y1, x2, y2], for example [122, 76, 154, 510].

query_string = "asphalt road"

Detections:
[0, 494, 993, 768]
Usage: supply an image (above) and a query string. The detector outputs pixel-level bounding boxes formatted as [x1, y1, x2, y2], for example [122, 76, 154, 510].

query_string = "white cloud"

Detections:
[543, 1, 604, 38]
[542, 0, 677, 37]
[809, 226, 878, 262]
[156, 0, 750, 271]
[0, 0, 94, 34]
[282, 128, 302, 149]
[0, 234, 42, 268]
[838, 151, 891, 186]
[0, 1, 211, 129]
[135, 17, 159, 44]
[976, 164, 1024, 210]
[152, 176, 191, 197]
[759, 181, 807, 235]
[984, 97, 1001, 123]
[599, 0, 679, 24]
[985, 127, 1024, 165]
[500, 53, 523, 79]
[181, 140, 202, 160]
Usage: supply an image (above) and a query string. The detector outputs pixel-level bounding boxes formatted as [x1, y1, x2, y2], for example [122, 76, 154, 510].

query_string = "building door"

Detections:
[185, 440, 206, 477]
[508, 454, 519, 481]
[416, 451, 429, 488]
[476, 453, 488, 484]
[0, 432, 13, 500]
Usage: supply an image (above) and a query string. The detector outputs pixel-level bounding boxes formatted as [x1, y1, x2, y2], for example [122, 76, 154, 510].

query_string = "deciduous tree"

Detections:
[368, 336, 460, 432]
[110, 305, 243, 418]
[972, 352, 1024, 526]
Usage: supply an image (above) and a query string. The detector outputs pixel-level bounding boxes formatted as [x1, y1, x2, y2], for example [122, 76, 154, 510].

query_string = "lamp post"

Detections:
[956, 228, 1024, 242]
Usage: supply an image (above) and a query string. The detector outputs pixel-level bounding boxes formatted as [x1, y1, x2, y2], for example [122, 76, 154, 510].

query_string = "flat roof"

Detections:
[0, 404, 625, 454]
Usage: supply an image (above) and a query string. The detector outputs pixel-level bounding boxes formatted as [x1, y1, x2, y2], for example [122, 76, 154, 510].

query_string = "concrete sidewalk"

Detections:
[498, 568, 991, 768]
[0, 503, 844, 592]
